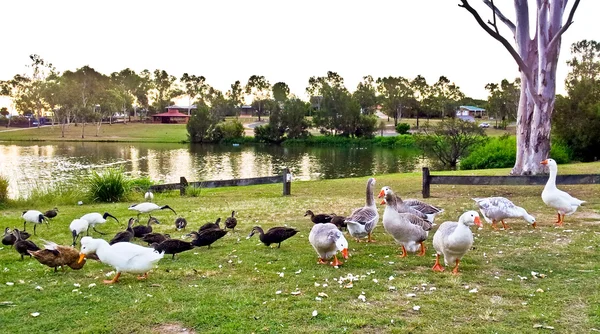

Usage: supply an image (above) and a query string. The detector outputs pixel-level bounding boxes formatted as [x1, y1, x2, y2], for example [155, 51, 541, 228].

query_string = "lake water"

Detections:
[0, 142, 424, 199]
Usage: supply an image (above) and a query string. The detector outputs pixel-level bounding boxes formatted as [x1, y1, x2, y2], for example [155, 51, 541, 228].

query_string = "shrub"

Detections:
[0, 175, 8, 203]
[460, 136, 572, 170]
[87, 168, 130, 202]
[215, 120, 245, 141]
[185, 185, 202, 197]
[129, 176, 154, 193]
[254, 124, 285, 143]
[395, 123, 411, 135]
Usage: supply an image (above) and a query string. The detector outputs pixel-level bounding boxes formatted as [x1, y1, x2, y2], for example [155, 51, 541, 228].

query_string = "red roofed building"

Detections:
[152, 105, 193, 124]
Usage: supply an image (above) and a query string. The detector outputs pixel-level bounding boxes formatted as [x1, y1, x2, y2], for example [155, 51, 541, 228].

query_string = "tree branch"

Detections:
[483, 0, 516, 35]
[459, 0, 538, 102]
[546, 0, 580, 57]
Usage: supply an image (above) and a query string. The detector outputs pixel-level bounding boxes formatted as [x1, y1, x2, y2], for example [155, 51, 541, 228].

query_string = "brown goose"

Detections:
[13, 229, 40, 260]
[141, 233, 171, 246]
[304, 210, 333, 225]
[2, 227, 31, 247]
[248, 226, 298, 248]
[188, 229, 228, 249]
[380, 186, 432, 257]
[199, 218, 221, 232]
[133, 217, 160, 238]
[109, 218, 135, 245]
[225, 211, 237, 231]
[344, 178, 379, 242]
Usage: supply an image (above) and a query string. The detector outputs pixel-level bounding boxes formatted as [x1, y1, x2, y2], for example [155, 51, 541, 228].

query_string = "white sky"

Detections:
[0, 0, 596, 110]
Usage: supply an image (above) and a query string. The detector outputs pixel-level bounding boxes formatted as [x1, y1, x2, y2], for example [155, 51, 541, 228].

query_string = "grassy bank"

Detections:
[1, 162, 599, 333]
[0, 123, 189, 143]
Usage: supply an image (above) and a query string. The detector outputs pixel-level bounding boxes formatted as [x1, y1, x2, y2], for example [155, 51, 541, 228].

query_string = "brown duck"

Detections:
[29, 239, 87, 272]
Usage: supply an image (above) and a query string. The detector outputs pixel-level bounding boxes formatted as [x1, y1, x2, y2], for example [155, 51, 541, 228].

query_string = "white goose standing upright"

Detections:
[344, 178, 379, 243]
[432, 211, 482, 274]
[541, 158, 585, 226]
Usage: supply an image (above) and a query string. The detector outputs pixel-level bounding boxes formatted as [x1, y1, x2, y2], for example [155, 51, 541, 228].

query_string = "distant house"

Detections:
[456, 106, 486, 118]
[152, 105, 193, 124]
[240, 105, 255, 117]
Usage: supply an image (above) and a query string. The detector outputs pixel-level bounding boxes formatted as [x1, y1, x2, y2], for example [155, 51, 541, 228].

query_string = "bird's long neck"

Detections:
[365, 182, 374, 207]
[545, 165, 558, 190]
[255, 227, 265, 236]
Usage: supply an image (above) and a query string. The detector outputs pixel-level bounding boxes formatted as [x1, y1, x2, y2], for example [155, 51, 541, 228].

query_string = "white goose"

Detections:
[541, 158, 586, 226]
[344, 178, 379, 243]
[80, 212, 119, 235]
[128, 202, 177, 220]
[472, 197, 536, 230]
[78, 236, 164, 284]
[380, 186, 432, 257]
[308, 223, 349, 266]
[432, 210, 482, 274]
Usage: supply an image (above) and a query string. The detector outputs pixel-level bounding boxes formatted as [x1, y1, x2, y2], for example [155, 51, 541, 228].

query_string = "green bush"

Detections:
[0, 175, 9, 203]
[460, 136, 572, 170]
[395, 123, 411, 135]
[87, 168, 131, 202]
[215, 120, 245, 141]
[129, 176, 154, 193]
[282, 134, 417, 148]
[185, 185, 202, 197]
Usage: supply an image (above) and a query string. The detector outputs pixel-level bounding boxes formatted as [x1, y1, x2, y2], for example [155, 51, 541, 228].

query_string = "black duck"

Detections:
[44, 207, 59, 219]
[248, 226, 298, 248]
[175, 217, 187, 231]
[2, 227, 31, 246]
[199, 217, 221, 232]
[225, 211, 237, 231]
[141, 233, 171, 246]
[304, 210, 333, 225]
[189, 228, 227, 249]
[109, 218, 135, 245]
[133, 217, 160, 237]
[153, 239, 194, 259]
[12, 228, 40, 260]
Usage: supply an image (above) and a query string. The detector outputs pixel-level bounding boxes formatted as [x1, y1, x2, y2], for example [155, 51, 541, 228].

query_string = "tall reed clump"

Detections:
[0, 175, 9, 204]
[86, 168, 131, 202]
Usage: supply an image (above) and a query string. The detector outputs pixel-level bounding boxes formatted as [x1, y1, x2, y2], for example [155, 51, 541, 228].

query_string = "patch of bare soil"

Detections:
[152, 323, 196, 334]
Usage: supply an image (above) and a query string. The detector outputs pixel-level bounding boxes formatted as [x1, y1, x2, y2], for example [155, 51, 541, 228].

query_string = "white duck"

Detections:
[128, 202, 177, 220]
[378, 186, 444, 224]
[78, 236, 164, 284]
[380, 186, 432, 257]
[344, 178, 379, 242]
[69, 219, 89, 246]
[432, 210, 482, 274]
[80, 212, 119, 235]
[472, 197, 536, 230]
[309, 223, 349, 266]
[541, 158, 586, 226]
[22, 210, 49, 235]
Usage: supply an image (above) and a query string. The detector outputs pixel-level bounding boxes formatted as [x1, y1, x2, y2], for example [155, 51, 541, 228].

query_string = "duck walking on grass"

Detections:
[248, 226, 298, 248]
[175, 217, 187, 231]
[432, 211, 482, 274]
[309, 223, 349, 266]
[152, 239, 194, 259]
[2, 227, 31, 247]
[78, 236, 164, 284]
[344, 178, 379, 243]
[188, 228, 228, 249]
[142, 233, 171, 246]
[13, 229, 40, 260]
[133, 217, 160, 238]
[199, 218, 221, 232]
[225, 211, 238, 231]
[43, 207, 59, 220]
[472, 197, 536, 230]
[304, 210, 333, 225]
[109, 218, 135, 245]
[541, 158, 586, 226]
[29, 239, 86, 272]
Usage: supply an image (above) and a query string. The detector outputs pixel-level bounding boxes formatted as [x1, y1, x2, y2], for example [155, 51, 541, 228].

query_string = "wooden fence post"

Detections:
[180, 177, 188, 196]
[282, 168, 291, 196]
[422, 167, 430, 198]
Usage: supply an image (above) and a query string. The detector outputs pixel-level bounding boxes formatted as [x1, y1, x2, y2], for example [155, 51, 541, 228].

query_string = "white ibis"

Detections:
[128, 202, 176, 220]
[144, 191, 154, 202]
[80, 212, 119, 235]
[22, 210, 49, 235]
[69, 219, 89, 246]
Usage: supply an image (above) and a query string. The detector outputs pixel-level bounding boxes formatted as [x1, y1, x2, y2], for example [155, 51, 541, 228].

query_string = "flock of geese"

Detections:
[2, 158, 586, 282]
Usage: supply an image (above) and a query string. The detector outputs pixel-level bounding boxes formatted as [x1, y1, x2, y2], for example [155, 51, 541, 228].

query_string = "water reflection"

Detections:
[0, 142, 423, 199]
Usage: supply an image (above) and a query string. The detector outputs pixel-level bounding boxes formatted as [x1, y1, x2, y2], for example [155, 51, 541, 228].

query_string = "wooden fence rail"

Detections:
[150, 168, 292, 196]
[422, 167, 600, 198]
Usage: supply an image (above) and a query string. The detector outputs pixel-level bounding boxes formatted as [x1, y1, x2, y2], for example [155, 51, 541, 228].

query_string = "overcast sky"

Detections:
[1, 0, 596, 109]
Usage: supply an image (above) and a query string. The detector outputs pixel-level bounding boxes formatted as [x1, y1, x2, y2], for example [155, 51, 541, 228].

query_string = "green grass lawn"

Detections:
[0, 123, 189, 143]
[1, 162, 600, 333]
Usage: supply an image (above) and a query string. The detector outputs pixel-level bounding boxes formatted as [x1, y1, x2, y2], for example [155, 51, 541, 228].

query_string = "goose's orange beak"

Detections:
[341, 248, 349, 259]
[540, 160, 548, 165]
[78, 253, 86, 264]
[380, 200, 386, 205]
[377, 189, 385, 198]
[532, 221, 537, 228]
[474, 216, 482, 227]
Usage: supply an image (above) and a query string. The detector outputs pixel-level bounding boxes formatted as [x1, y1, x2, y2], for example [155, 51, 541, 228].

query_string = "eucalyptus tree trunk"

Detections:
[460, 0, 580, 175]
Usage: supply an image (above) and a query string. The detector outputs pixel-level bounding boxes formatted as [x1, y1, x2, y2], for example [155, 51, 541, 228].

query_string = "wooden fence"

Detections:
[150, 168, 292, 196]
[422, 167, 600, 198]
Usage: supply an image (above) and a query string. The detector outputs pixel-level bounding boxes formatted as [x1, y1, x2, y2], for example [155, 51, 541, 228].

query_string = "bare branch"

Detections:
[483, 0, 516, 34]
[546, 0, 580, 56]
[489, 0, 500, 35]
[459, 0, 534, 85]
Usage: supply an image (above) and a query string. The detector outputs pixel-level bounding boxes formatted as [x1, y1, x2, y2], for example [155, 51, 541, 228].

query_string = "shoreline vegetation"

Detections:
[0, 162, 599, 332]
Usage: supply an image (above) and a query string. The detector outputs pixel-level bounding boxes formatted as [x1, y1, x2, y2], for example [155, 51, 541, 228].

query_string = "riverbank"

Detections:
[1, 162, 599, 333]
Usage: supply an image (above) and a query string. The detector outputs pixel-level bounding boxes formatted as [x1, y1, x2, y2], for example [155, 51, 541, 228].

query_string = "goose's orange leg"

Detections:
[318, 258, 328, 264]
[491, 220, 499, 231]
[367, 232, 375, 243]
[399, 245, 407, 258]
[554, 213, 561, 225]
[452, 259, 461, 275]
[432, 254, 444, 272]
[137, 272, 148, 280]
[330, 255, 343, 267]
[501, 220, 510, 230]
[417, 242, 426, 256]
[103, 272, 121, 284]
[556, 214, 565, 227]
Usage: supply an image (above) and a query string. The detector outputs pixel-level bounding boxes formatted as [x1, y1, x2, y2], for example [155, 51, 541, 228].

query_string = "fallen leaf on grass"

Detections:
[318, 292, 329, 298]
